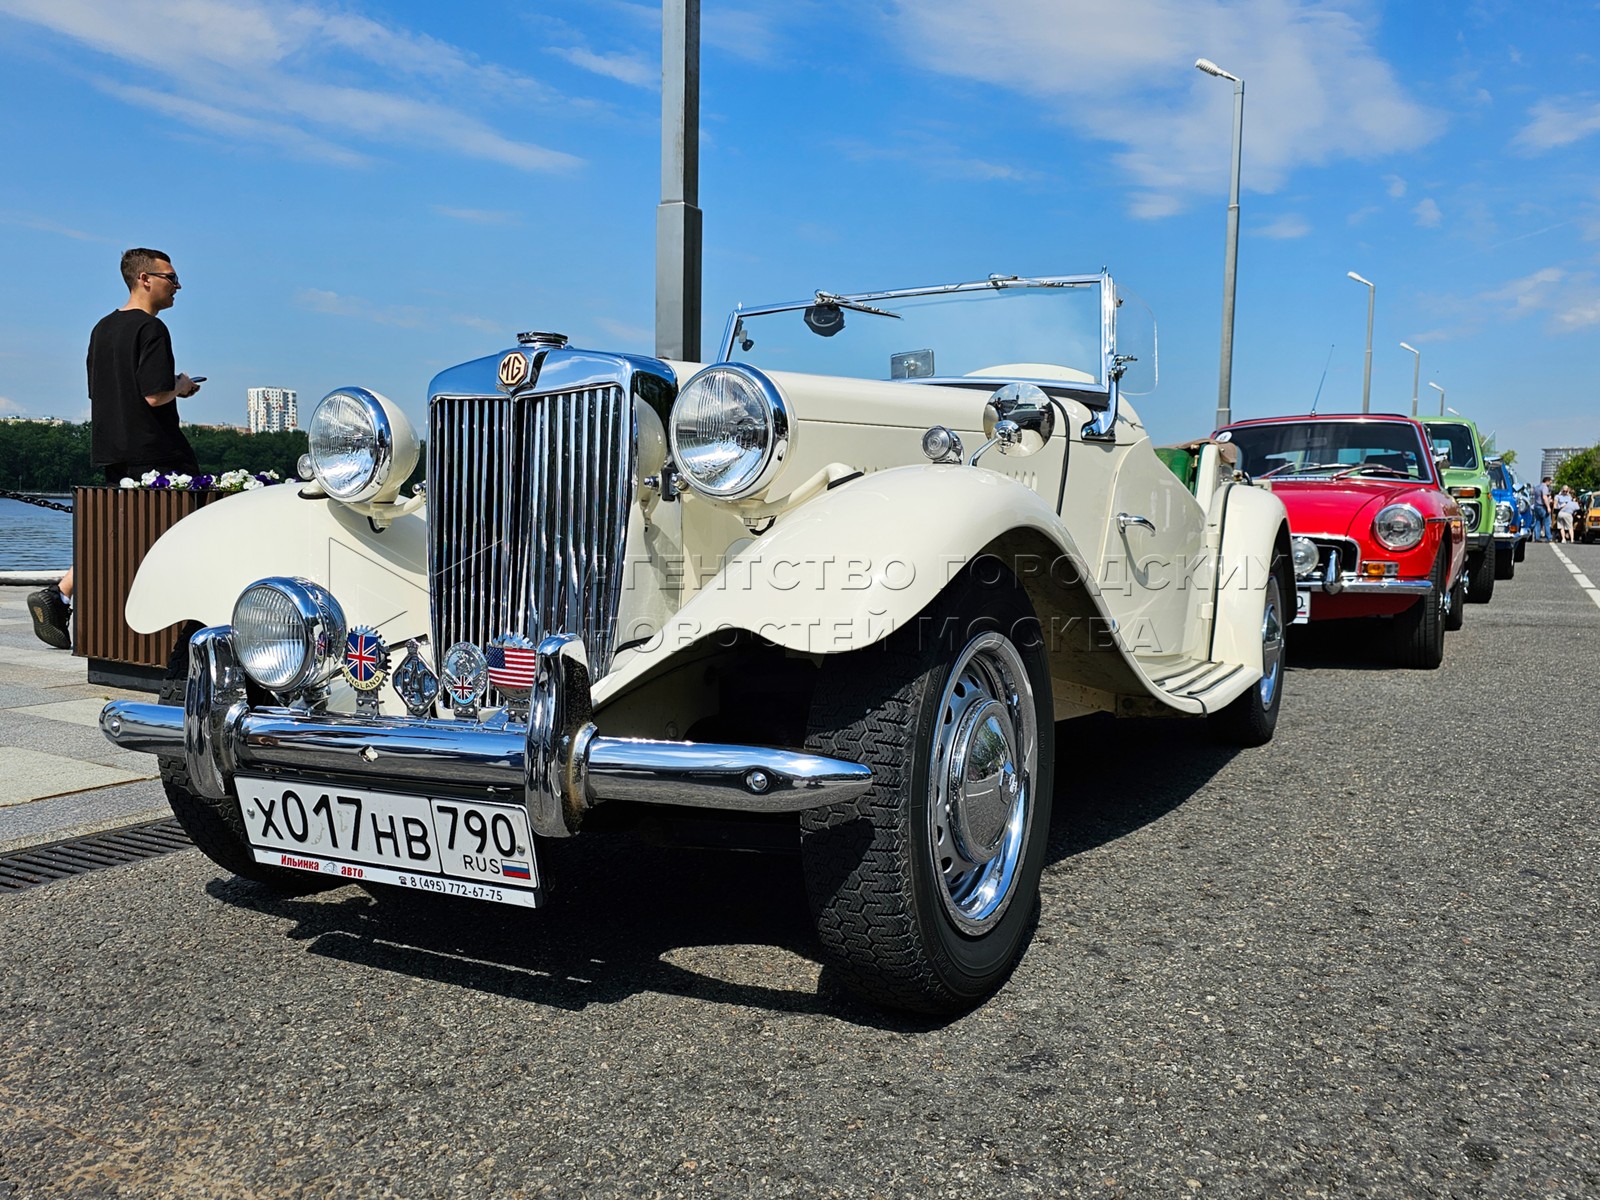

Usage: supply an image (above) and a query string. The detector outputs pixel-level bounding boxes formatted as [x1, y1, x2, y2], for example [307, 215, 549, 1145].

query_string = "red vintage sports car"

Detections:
[1213, 414, 1465, 669]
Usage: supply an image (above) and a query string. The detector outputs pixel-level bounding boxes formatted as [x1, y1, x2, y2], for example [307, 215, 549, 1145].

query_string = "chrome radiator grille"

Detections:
[428, 384, 635, 680]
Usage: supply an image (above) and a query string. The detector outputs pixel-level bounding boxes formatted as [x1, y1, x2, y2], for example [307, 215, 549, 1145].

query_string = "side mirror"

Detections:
[982, 383, 1055, 458]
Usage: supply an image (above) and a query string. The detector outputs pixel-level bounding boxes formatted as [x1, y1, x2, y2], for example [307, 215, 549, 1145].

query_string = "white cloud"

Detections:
[885, 0, 1442, 217]
[295, 288, 427, 328]
[0, 396, 21, 415]
[1473, 266, 1600, 332]
[554, 47, 656, 88]
[0, 0, 579, 172]
[1255, 214, 1310, 238]
[1385, 174, 1407, 198]
[0, 211, 112, 242]
[1515, 98, 1600, 152]
[1413, 198, 1443, 228]
[433, 207, 520, 226]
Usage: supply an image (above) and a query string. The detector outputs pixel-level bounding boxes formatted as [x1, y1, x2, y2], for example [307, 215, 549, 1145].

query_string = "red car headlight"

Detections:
[1372, 503, 1425, 552]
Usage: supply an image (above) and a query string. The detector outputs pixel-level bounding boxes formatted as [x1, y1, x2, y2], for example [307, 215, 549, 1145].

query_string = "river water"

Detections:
[0, 496, 74, 571]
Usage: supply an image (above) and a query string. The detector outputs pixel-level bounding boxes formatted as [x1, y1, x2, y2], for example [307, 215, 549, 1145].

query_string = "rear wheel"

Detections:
[1393, 548, 1447, 669]
[1467, 549, 1495, 603]
[158, 628, 334, 893]
[800, 564, 1053, 1015]
[1208, 571, 1286, 747]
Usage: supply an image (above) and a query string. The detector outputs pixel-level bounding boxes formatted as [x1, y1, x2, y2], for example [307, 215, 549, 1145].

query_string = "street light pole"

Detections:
[1400, 341, 1420, 416]
[1348, 272, 1375, 413]
[1428, 381, 1445, 416]
[1196, 58, 1244, 430]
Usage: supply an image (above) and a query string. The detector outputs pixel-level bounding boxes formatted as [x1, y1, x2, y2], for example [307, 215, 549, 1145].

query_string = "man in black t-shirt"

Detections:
[28, 248, 202, 649]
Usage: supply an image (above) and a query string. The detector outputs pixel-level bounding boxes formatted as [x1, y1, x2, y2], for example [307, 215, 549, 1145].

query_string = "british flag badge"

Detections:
[440, 641, 489, 719]
[341, 627, 390, 693]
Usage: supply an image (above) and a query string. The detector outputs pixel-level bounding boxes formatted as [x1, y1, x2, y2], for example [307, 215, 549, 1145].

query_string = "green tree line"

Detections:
[1554, 445, 1600, 493]
[0, 422, 309, 491]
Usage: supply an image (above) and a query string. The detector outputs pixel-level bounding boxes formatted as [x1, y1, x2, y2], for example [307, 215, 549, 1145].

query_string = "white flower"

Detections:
[169, 473, 193, 490]
[242, 478, 264, 490]
[140, 470, 160, 485]
[119, 477, 138, 488]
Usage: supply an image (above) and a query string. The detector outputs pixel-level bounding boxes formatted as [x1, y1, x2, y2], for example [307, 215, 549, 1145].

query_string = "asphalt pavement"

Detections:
[0, 547, 1595, 1198]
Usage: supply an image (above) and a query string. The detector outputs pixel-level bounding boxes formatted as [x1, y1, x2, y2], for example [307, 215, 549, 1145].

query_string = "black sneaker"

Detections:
[27, 586, 71, 650]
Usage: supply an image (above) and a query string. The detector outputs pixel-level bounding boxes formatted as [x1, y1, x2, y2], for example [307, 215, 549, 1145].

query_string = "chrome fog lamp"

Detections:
[1290, 535, 1320, 579]
[232, 577, 347, 694]
[1372, 503, 1425, 552]
[308, 387, 419, 503]
[921, 425, 964, 463]
[669, 364, 790, 499]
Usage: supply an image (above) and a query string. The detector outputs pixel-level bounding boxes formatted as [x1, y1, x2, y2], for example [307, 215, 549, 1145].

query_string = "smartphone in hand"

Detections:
[189, 376, 208, 383]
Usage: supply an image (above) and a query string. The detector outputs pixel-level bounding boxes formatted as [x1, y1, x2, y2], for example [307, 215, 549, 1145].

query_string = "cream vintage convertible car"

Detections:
[102, 272, 1290, 1014]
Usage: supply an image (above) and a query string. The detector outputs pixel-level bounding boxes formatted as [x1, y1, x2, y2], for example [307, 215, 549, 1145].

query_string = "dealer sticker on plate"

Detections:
[1294, 589, 1312, 624]
[236, 777, 540, 907]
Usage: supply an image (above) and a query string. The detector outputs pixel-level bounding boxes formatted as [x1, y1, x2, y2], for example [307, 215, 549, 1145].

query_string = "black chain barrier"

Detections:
[0, 488, 73, 513]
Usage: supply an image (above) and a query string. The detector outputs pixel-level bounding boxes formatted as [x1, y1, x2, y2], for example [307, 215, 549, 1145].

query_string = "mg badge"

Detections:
[341, 626, 390, 716]
[486, 633, 538, 719]
[392, 638, 440, 718]
[497, 351, 530, 390]
[440, 641, 489, 721]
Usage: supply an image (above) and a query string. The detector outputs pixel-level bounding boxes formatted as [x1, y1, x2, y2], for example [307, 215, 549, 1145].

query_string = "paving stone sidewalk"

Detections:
[0, 585, 169, 851]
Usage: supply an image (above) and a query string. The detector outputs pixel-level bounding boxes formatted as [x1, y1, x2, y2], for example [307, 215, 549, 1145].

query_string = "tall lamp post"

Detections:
[656, 0, 701, 361]
[1428, 380, 1445, 415]
[1400, 341, 1420, 416]
[1348, 272, 1375, 412]
[1196, 58, 1244, 430]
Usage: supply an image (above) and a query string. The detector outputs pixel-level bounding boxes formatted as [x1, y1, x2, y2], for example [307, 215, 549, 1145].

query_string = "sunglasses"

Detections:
[143, 271, 179, 284]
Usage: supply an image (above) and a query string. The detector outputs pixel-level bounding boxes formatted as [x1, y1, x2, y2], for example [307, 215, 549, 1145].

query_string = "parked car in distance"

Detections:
[1418, 415, 1498, 602]
[1213, 413, 1465, 669]
[1487, 457, 1529, 575]
[99, 271, 1291, 1015]
[1579, 491, 1600, 544]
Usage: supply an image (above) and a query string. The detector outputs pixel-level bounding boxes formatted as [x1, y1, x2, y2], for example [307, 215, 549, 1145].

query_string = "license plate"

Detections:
[1294, 589, 1311, 624]
[236, 777, 540, 907]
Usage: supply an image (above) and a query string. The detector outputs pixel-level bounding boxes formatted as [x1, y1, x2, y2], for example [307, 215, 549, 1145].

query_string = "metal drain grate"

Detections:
[0, 818, 191, 893]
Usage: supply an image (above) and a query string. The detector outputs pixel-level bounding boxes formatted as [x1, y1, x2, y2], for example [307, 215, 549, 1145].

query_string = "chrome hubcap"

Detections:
[1258, 580, 1284, 707]
[929, 632, 1036, 933]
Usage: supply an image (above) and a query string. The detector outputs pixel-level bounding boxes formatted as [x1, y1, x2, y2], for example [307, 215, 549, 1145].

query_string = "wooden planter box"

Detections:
[73, 486, 225, 690]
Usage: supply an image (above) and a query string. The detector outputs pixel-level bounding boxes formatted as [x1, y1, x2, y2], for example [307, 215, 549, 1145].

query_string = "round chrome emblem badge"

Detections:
[440, 641, 489, 713]
[498, 351, 530, 390]
[391, 638, 441, 717]
[341, 626, 390, 692]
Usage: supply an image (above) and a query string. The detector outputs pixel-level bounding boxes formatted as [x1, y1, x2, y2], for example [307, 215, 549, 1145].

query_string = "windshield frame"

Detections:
[1219, 417, 1440, 486]
[715, 273, 1119, 411]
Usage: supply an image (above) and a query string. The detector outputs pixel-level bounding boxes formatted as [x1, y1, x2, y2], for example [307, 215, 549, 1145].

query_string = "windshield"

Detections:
[1219, 420, 1434, 481]
[1488, 462, 1511, 490]
[1428, 422, 1479, 470]
[722, 278, 1153, 395]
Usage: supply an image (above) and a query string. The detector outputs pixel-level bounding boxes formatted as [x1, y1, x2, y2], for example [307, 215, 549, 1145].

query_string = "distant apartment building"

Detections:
[247, 387, 298, 434]
[1542, 446, 1588, 480]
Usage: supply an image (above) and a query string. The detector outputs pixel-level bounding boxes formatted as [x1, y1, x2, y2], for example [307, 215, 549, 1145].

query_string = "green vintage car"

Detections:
[1419, 415, 1498, 603]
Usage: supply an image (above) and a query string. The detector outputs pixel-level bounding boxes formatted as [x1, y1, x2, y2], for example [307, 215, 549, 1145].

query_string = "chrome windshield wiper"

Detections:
[1257, 461, 1342, 478]
[813, 291, 902, 319]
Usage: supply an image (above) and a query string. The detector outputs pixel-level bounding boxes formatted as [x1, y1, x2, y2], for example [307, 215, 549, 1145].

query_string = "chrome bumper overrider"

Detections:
[100, 626, 871, 839]
[1296, 548, 1433, 596]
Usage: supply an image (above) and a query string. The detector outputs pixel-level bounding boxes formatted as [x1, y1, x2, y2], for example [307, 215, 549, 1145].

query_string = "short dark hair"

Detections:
[121, 248, 172, 290]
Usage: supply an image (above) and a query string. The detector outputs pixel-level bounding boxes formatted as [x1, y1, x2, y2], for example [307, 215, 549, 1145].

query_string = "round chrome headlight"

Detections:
[669, 364, 789, 500]
[1372, 503, 1425, 552]
[232, 577, 347, 694]
[308, 387, 418, 503]
[1290, 535, 1320, 579]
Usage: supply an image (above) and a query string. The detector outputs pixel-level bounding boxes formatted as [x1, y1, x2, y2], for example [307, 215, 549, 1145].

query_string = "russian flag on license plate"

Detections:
[501, 860, 532, 881]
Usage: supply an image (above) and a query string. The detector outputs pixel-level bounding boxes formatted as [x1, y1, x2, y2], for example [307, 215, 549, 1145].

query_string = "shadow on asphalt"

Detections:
[1044, 712, 1237, 866]
[1284, 618, 1410, 671]
[202, 711, 1242, 1028]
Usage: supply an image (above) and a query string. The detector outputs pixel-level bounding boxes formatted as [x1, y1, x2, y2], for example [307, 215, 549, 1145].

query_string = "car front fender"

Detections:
[123, 484, 429, 644]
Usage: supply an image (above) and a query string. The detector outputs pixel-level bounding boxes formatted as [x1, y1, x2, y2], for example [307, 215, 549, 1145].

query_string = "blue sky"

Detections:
[1, 0, 1597, 469]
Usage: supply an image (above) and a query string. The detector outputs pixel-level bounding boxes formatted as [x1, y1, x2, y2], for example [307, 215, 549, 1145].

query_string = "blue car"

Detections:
[1487, 457, 1528, 579]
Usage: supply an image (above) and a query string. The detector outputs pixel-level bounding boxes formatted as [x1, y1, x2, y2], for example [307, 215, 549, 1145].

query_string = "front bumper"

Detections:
[101, 626, 872, 839]
[1295, 548, 1433, 596]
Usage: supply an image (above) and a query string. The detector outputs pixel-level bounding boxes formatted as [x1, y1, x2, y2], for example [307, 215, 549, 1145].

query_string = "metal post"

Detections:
[656, 0, 701, 362]
[1348, 272, 1374, 413]
[1429, 381, 1445, 416]
[1400, 342, 1419, 417]
[1197, 60, 1244, 429]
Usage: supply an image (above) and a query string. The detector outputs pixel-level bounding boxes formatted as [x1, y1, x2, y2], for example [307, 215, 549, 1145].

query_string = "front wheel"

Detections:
[1392, 548, 1447, 669]
[1494, 544, 1516, 580]
[158, 631, 334, 894]
[800, 564, 1054, 1015]
[1467, 549, 1496, 603]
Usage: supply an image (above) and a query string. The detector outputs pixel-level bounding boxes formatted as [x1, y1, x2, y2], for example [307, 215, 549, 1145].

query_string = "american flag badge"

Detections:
[440, 641, 489, 719]
[391, 638, 440, 718]
[486, 633, 539, 707]
[341, 626, 390, 693]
